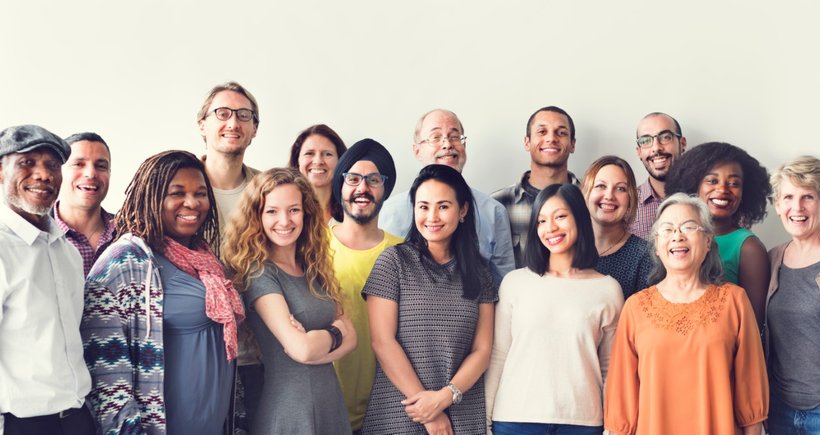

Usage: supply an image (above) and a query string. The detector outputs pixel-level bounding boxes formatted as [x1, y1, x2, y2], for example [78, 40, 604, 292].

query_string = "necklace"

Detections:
[600, 230, 627, 256]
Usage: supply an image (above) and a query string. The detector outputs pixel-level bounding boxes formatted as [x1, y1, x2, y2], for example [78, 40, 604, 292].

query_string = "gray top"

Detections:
[157, 254, 233, 435]
[768, 259, 820, 410]
[361, 244, 497, 434]
[595, 234, 653, 299]
[244, 262, 351, 435]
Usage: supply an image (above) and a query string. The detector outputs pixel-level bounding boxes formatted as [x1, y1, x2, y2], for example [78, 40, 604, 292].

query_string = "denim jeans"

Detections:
[769, 394, 820, 435]
[492, 421, 603, 435]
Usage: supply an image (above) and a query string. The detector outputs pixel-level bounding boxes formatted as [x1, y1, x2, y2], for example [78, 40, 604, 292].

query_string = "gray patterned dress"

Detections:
[361, 244, 497, 434]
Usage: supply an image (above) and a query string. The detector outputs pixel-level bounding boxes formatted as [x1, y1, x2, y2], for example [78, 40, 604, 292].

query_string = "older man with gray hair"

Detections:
[0, 125, 94, 435]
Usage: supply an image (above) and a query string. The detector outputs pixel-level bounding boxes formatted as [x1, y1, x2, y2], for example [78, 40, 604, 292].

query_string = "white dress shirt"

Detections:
[0, 204, 91, 418]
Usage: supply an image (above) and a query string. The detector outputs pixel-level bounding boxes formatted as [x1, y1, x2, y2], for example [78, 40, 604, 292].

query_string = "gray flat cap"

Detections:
[0, 125, 71, 163]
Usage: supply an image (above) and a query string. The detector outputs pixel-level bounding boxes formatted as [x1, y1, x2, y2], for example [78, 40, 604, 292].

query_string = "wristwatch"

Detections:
[445, 383, 462, 405]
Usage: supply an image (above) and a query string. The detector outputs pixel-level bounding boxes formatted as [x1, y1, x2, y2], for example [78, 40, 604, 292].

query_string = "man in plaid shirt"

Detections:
[54, 132, 115, 277]
[491, 106, 580, 268]
[629, 112, 687, 239]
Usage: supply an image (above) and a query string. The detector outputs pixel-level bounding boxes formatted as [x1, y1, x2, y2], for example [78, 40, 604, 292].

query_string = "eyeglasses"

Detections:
[342, 172, 388, 187]
[636, 130, 681, 148]
[656, 221, 705, 238]
[418, 134, 467, 146]
[207, 107, 257, 123]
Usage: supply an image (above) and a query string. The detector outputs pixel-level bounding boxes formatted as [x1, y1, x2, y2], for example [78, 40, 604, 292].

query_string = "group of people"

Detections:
[0, 80, 818, 435]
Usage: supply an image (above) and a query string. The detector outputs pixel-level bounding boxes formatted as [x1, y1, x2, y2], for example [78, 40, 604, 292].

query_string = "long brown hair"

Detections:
[222, 168, 342, 307]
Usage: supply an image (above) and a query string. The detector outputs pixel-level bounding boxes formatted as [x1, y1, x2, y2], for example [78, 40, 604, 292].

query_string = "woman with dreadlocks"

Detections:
[81, 150, 245, 435]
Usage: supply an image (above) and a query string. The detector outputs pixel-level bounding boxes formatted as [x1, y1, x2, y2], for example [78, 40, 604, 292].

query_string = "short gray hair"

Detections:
[646, 193, 724, 286]
[770, 155, 820, 203]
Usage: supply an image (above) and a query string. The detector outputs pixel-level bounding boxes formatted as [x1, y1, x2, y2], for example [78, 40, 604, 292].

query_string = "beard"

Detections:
[4, 184, 53, 217]
[343, 192, 383, 225]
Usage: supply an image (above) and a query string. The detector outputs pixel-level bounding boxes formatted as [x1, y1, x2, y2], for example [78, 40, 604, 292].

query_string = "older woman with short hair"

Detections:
[765, 155, 820, 435]
[604, 193, 768, 435]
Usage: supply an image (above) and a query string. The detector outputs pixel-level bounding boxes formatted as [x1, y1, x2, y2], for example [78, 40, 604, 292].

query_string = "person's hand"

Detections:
[402, 388, 452, 423]
[423, 413, 453, 435]
[289, 315, 305, 332]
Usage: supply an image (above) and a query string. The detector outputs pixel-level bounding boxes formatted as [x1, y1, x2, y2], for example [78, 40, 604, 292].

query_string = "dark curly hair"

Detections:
[665, 142, 771, 228]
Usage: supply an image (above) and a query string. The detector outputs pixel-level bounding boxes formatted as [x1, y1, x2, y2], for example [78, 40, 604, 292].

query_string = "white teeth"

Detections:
[548, 236, 563, 244]
[789, 216, 807, 222]
[710, 198, 730, 206]
[78, 185, 98, 191]
[178, 215, 198, 222]
[309, 169, 326, 174]
[651, 157, 668, 163]
[670, 248, 689, 253]
[599, 203, 616, 211]
[274, 228, 294, 235]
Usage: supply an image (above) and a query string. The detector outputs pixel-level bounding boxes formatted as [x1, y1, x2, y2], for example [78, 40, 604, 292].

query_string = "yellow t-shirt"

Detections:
[329, 227, 403, 430]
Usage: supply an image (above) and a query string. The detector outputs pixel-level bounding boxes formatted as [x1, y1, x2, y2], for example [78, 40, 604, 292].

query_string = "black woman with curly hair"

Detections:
[665, 142, 771, 329]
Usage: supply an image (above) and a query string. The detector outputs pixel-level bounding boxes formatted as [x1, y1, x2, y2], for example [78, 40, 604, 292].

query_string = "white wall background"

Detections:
[2, 1, 817, 249]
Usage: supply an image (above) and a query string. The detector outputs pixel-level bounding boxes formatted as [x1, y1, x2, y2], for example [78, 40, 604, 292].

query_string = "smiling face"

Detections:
[261, 183, 304, 252]
[586, 164, 630, 227]
[775, 176, 819, 241]
[412, 110, 466, 172]
[536, 194, 578, 258]
[341, 160, 384, 225]
[525, 110, 575, 168]
[0, 149, 63, 226]
[297, 134, 339, 189]
[654, 203, 711, 275]
[636, 114, 686, 181]
[413, 179, 468, 252]
[697, 161, 743, 222]
[198, 90, 258, 156]
[161, 167, 210, 246]
[60, 140, 111, 211]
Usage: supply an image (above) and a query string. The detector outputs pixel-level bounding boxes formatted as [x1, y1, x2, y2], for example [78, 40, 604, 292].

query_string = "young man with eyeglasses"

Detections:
[630, 112, 687, 239]
[196, 81, 262, 431]
[491, 106, 580, 268]
[327, 138, 402, 434]
[379, 108, 514, 283]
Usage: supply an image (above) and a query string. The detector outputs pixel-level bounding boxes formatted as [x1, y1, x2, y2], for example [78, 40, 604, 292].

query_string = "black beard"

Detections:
[343, 193, 383, 225]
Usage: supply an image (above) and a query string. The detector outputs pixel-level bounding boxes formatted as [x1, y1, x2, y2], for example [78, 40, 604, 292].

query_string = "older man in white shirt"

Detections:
[0, 125, 94, 435]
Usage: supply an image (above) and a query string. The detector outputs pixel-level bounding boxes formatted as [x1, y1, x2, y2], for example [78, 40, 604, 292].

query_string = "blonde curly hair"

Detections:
[222, 167, 342, 309]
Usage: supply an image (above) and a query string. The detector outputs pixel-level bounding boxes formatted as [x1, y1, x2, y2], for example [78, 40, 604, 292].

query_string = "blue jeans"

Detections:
[492, 421, 603, 435]
[769, 394, 820, 435]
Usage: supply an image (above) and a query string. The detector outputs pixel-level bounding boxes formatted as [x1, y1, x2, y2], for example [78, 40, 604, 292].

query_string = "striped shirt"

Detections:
[629, 179, 663, 240]
[54, 203, 116, 277]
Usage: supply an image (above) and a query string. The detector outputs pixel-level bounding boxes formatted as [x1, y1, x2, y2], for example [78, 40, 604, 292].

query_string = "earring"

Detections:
[459, 217, 465, 223]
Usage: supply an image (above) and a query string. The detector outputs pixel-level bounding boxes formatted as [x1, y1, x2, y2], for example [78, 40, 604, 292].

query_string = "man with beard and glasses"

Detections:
[379, 108, 514, 283]
[492, 106, 580, 268]
[0, 125, 95, 435]
[630, 112, 687, 239]
[328, 138, 402, 434]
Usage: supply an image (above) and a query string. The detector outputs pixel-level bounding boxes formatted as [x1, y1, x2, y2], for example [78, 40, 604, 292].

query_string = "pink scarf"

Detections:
[162, 237, 245, 361]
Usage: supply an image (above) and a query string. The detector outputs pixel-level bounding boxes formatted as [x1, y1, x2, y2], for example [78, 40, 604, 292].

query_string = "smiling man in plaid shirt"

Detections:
[629, 112, 687, 239]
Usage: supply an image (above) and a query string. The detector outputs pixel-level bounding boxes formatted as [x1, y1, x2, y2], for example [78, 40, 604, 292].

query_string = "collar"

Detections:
[0, 203, 63, 245]
[637, 178, 662, 204]
[53, 200, 115, 238]
[517, 170, 581, 202]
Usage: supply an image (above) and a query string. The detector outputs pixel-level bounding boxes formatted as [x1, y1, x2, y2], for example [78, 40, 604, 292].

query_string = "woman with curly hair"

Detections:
[81, 150, 245, 435]
[665, 142, 771, 328]
[288, 124, 348, 224]
[222, 167, 356, 435]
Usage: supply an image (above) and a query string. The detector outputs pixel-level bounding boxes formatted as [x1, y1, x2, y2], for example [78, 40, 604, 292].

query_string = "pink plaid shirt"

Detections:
[629, 179, 663, 240]
[54, 203, 116, 277]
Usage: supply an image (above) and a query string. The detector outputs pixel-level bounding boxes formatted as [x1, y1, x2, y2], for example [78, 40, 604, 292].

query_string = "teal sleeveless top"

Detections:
[714, 228, 754, 284]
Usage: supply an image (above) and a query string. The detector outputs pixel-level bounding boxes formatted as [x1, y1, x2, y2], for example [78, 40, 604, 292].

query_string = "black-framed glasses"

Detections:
[656, 221, 705, 239]
[208, 107, 257, 123]
[636, 130, 681, 148]
[418, 134, 467, 146]
[342, 172, 388, 187]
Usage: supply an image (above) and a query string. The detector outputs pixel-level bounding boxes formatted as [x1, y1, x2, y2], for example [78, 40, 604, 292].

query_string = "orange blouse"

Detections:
[604, 283, 768, 435]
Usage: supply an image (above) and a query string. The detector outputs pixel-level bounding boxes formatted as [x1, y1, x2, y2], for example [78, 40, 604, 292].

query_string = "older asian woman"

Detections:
[604, 193, 768, 435]
[765, 155, 820, 435]
[582, 155, 652, 299]
[665, 142, 772, 329]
